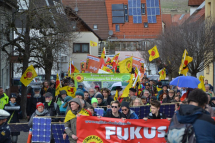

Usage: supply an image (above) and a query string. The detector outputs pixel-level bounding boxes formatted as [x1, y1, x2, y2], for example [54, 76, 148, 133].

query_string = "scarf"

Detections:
[36, 109, 49, 116]
[64, 108, 90, 123]
[9, 101, 16, 106]
[44, 87, 49, 92]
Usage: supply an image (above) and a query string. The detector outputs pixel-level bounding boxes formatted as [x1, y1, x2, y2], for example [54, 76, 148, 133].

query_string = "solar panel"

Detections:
[32, 117, 51, 142]
[9, 124, 30, 132]
[52, 124, 70, 143]
[95, 108, 105, 116]
[146, 0, 160, 23]
[128, 0, 142, 23]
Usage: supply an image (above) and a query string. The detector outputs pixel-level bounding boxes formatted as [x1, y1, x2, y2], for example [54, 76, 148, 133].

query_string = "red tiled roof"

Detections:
[188, 0, 204, 6]
[187, 7, 205, 23]
[162, 14, 172, 29]
[62, 0, 109, 40]
[172, 13, 190, 25]
[105, 0, 162, 39]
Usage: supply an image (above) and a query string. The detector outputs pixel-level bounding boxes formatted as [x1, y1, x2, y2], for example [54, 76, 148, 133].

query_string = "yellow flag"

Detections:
[64, 108, 90, 122]
[159, 68, 166, 80]
[121, 74, 134, 98]
[111, 53, 120, 63]
[60, 86, 76, 98]
[114, 90, 118, 101]
[20, 65, 37, 86]
[148, 45, 160, 62]
[68, 63, 71, 77]
[101, 47, 106, 59]
[55, 73, 60, 96]
[198, 75, 206, 91]
[102, 66, 113, 73]
[71, 64, 79, 73]
[90, 41, 98, 47]
[179, 49, 193, 76]
[118, 57, 133, 73]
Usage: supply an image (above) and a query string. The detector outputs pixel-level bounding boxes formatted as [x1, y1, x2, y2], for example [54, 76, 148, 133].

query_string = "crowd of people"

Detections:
[0, 76, 215, 143]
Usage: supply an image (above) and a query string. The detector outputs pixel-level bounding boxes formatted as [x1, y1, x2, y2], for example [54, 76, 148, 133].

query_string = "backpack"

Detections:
[165, 114, 196, 143]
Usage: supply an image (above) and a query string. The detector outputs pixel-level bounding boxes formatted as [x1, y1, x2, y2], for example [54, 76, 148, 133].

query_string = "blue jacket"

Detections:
[122, 109, 139, 119]
[173, 104, 215, 143]
[60, 102, 67, 114]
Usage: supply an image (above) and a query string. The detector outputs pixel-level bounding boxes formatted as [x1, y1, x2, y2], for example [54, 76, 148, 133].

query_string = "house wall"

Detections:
[190, 6, 198, 15]
[71, 32, 99, 71]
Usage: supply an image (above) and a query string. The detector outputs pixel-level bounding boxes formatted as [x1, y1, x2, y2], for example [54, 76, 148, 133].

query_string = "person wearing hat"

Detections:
[96, 94, 107, 111]
[156, 82, 163, 93]
[95, 85, 100, 93]
[122, 88, 136, 103]
[0, 109, 10, 143]
[64, 98, 91, 142]
[27, 88, 45, 120]
[4, 93, 21, 143]
[77, 83, 86, 92]
[0, 87, 9, 109]
[140, 82, 153, 97]
[56, 90, 67, 108]
[157, 84, 169, 101]
[141, 96, 148, 105]
[75, 89, 90, 109]
[44, 92, 60, 121]
[121, 101, 139, 119]
[28, 102, 50, 128]
[163, 90, 175, 103]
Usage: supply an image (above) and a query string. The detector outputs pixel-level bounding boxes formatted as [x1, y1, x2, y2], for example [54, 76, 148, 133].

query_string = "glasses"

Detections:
[122, 109, 127, 111]
[111, 106, 118, 108]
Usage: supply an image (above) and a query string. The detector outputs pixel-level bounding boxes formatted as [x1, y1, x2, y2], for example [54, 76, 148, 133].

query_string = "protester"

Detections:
[180, 87, 187, 97]
[176, 90, 181, 97]
[95, 85, 100, 93]
[102, 88, 114, 105]
[0, 109, 10, 143]
[143, 90, 151, 104]
[173, 95, 180, 102]
[91, 98, 98, 108]
[64, 98, 91, 143]
[0, 87, 9, 109]
[44, 92, 60, 121]
[77, 83, 86, 92]
[143, 100, 166, 120]
[205, 79, 213, 91]
[27, 88, 45, 120]
[162, 90, 175, 103]
[121, 102, 139, 119]
[104, 101, 123, 118]
[4, 94, 20, 143]
[28, 102, 50, 128]
[141, 96, 148, 105]
[150, 80, 157, 96]
[96, 94, 107, 110]
[205, 93, 214, 117]
[131, 98, 143, 107]
[47, 82, 55, 101]
[87, 106, 96, 116]
[122, 88, 136, 103]
[209, 97, 215, 107]
[60, 96, 73, 115]
[156, 82, 162, 93]
[88, 88, 95, 98]
[205, 84, 215, 97]
[40, 81, 49, 96]
[75, 90, 90, 109]
[84, 91, 91, 105]
[157, 85, 168, 101]
[56, 90, 67, 108]
[142, 82, 153, 96]
[166, 89, 215, 143]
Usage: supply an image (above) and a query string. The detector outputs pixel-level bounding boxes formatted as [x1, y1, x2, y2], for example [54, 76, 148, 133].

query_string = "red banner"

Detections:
[77, 116, 170, 143]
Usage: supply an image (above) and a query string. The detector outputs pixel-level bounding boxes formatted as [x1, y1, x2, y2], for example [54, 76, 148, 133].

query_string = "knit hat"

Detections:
[141, 96, 147, 99]
[169, 90, 175, 93]
[45, 92, 52, 98]
[129, 88, 136, 92]
[91, 98, 98, 104]
[64, 96, 73, 103]
[10, 93, 17, 99]
[36, 102, 44, 109]
[96, 94, 103, 100]
[75, 89, 84, 98]
[121, 101, 130, 109]
[60, 90, 67, 95]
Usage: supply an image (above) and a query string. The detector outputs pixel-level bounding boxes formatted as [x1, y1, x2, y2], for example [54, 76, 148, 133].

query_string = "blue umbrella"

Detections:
[170, 76, 200, 88]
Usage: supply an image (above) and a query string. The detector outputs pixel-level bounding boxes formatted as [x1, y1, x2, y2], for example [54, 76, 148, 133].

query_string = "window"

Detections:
[124, 5, 128, 22]
[73, 43, 89, 53]
[144, 22, 148, 28]
[141, 3, 145, 15]
[116, 25, 120, 32]
[93, 25, 98, 29]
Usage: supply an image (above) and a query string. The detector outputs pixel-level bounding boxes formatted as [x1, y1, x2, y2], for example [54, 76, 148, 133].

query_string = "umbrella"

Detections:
[170, 76, 200, 88]
[110, 82, 122, 90]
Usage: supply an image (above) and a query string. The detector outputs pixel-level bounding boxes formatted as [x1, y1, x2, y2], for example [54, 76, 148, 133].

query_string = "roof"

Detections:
[62, 0, 109, 40]
[188, 0, 205, 6]
[105, 0, 162, 40]
[162, 14, 172, 29]
[187, 7, 205, 23]
[172, 13, 190, 25]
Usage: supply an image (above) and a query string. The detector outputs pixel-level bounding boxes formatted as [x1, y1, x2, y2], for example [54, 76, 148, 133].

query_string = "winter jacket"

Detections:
[147, 112, 166, 119]
[27, 94, 45, 116]
[170, 104, 215, 143]
[4, 102, 21, 135]
[56, 96, 64, 108]
[0, 122, 11, 143]
[122, 109, 139, 119]
[162, 95, 175, 103]
[64, 98, 84, 143]
[104, 96, 114, 105]
[104, 110, 123, 118]
[47, 88, 55, 99]
[0, 93, 9, 109]
[85, 98, 91, 105]
[28, 109, 50, 128]
[60, 102, 68, 114]
[98, 101, 108, 111]
[44, 101, 60, 122]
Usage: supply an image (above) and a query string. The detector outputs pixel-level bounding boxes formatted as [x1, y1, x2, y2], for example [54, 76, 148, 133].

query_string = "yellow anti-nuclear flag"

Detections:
[111, 53, 120, 63]
[60, 86, 76, 98]
[55, 73, 60, 96]
[102, 66, 113, 73]
[118, 57, 133, 73]
[148, 45, 160, 62]
[179, 49, 193, 76]
[198, 75, 206, 91]
[159, 68, 166, 80]
[20, 65, 37, 87]
[101, 47, 106, 59]
[90, 41, 98, 47]
[121, 74, 134, 98]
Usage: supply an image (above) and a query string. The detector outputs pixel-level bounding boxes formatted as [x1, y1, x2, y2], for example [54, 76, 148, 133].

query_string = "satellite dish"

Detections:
[109, 30, 113, 36]
[74, 7, 79, 12]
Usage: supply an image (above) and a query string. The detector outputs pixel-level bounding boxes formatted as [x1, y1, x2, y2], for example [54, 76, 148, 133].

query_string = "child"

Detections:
[143, 100, 166, 120]
[87, 106, 96, 116]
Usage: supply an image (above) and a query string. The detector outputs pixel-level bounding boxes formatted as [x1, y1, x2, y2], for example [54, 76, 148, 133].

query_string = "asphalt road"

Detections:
[17, 119, 28, 143]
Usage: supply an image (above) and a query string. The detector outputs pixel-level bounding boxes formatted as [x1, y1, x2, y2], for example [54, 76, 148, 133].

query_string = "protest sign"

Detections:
[77, 116, 170, 143]
[86, 55, 101, 73]
[125, 55, 144, 69]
